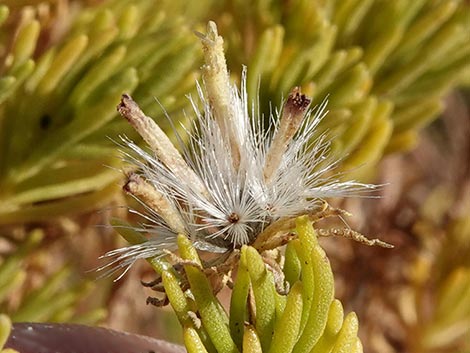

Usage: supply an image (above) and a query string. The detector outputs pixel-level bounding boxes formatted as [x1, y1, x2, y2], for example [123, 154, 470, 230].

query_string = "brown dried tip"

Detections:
[116, 92, 209, 199]
[262, 87, 311, 182]
[122, 173, 141, 194]
[117, 93, 137, 122]
[284, 87, 311, 116]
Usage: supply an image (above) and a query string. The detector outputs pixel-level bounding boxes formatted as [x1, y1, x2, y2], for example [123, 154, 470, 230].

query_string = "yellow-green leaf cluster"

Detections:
[156, 217, 363, 352]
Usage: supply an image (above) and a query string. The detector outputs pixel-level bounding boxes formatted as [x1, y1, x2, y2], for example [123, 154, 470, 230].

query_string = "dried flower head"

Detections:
[99, 22, 391, 280]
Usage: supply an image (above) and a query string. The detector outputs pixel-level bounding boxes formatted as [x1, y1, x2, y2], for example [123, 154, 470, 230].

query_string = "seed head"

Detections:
[99, 22, 384, 279]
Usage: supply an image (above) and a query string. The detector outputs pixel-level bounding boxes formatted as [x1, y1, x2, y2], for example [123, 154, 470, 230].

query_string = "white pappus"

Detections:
[99, 21, 391, 280]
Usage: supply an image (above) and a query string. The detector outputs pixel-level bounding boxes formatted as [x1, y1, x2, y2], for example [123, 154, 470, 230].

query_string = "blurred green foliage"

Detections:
[0, 0, 204, 224]
[401, 187, 470, 352]
[0, 229, 106, 325]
